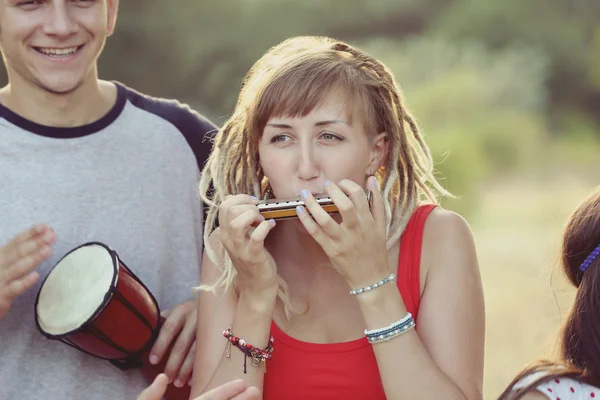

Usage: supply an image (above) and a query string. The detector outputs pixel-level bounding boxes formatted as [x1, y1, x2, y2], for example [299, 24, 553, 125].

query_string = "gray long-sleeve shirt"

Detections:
[0, 82, 215, 399]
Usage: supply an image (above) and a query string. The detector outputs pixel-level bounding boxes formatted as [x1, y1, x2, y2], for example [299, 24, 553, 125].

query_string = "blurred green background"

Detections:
[4, 0, 599, 397]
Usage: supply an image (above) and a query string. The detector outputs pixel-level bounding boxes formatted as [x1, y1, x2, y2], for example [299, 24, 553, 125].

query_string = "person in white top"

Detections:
[499, 186, 600, 400]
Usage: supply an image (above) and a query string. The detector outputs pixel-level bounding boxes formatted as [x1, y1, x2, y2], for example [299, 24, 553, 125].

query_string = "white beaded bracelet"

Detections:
[364, 313, 413, 336]
[367, 319, 415, 344]
[349, 273, 395, 295]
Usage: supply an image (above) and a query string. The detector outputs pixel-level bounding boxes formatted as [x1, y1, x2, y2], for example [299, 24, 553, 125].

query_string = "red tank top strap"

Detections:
[396, 204, 437, 323]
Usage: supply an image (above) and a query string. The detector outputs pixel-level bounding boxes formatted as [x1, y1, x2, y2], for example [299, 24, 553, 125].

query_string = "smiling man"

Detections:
[0, 0, 214, 399]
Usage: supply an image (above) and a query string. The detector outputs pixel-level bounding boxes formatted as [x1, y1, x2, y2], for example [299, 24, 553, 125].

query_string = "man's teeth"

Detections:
[37, 47, 79, 56]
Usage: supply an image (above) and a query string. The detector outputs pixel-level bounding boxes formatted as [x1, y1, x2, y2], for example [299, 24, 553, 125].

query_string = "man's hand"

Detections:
[137, 374, 260, 400]
[150, 298, 198, 387]
[0, 224, 55, 321]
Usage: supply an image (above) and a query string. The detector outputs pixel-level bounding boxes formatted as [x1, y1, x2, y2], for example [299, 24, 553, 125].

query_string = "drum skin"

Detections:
[64, 263, 159, 358]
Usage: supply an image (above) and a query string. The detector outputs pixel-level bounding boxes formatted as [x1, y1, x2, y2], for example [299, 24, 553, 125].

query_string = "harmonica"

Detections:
[258, 191, 372, 221]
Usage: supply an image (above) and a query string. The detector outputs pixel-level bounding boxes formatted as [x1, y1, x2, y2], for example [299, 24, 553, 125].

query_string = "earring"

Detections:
[263, 182, 273, 200]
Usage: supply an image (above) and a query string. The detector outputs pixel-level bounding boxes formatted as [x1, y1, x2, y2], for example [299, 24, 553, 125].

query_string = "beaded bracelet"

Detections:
[223, 326, 274, 374]
[365, 313, 415, 344]
[367, 319, 415, 344]
[349, 273, 395, 295]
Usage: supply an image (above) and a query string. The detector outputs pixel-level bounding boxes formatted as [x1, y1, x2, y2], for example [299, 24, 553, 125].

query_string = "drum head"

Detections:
[36, 243, 117, 336]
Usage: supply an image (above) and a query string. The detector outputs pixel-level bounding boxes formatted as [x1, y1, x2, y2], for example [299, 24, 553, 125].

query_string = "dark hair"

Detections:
[499, 186, 600, 399]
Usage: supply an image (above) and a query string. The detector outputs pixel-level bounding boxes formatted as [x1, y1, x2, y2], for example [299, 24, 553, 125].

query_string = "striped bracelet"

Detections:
[365, 313, 415, 344]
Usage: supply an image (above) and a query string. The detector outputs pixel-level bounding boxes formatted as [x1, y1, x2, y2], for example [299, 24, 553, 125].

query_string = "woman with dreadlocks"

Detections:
[500, 186, 600, 400]
[190, 36, 485, 400]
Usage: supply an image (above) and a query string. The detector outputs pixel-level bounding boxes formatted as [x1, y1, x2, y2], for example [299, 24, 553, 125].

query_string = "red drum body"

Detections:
[35, 242, 190, 400]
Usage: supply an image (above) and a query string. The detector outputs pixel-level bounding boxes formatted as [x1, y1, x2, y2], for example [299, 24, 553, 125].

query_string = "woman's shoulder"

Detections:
[513, 371, 600, 399]
[410, 205, 481, 301]
[419, 206, 475, 261]
[396, 205, 471, 246]
[421, 206, 471, 237]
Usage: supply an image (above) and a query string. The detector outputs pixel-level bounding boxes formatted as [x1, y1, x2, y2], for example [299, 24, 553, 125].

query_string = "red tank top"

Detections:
[263, 205, 436, 400]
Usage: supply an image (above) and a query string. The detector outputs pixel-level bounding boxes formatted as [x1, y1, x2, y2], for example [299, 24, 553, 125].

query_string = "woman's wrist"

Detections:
[230, 290, 277, 351]
[355, 282, 406, 320]
[238, 287, 278, 316]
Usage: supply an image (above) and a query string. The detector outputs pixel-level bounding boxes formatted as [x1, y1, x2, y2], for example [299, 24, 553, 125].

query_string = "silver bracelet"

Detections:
[349, 273, 395, 295]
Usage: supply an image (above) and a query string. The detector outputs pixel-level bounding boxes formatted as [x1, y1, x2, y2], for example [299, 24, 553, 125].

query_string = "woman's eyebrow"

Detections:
[314, 119, 349, 127]
[265, 119, 348, 129]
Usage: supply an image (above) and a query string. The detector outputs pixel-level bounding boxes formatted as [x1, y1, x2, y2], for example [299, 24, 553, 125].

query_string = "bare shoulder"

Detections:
[421, 207, 477, 276]
[423, 206, 474, 243]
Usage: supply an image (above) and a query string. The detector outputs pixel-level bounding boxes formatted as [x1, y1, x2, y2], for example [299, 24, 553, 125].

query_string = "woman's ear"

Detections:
[367, 132, 388, 174]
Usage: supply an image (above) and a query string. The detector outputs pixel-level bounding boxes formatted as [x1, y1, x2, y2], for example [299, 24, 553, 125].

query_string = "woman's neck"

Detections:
[267, 219, 356, 329]
[267, 219, 336, 281]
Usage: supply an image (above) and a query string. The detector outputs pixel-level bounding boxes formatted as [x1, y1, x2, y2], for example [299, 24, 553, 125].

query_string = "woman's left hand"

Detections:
[296, 176, 389, 290]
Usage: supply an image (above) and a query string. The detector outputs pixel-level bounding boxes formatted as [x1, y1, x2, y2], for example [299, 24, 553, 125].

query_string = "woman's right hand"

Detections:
[218, 195, 278, 299]
[137, 374, 260, 400]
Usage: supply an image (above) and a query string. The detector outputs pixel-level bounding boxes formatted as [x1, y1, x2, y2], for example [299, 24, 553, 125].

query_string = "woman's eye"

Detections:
[271, 135, 291, 143]
[320, 132, 344, 141]
[71, 0, 96, 6]
[18, 0, 42, 7]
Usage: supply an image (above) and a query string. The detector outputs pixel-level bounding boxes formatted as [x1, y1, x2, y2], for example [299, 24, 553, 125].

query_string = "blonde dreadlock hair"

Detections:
[197, 36, 450, 310]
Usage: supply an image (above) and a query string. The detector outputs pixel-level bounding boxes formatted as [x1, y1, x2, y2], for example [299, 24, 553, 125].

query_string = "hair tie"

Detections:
[579, 243, 600, 272]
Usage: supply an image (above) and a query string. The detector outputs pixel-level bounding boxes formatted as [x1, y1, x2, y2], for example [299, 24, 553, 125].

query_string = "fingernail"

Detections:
[39, 246, 51, 257]
[149, 355, 159, 365]
[269, 219, 276, 225]
[250, 195, 258, 200]
[300, 189, 309, 200]
[296, 206, 304, 215]
[174, 379, 183, 388]
[370, 176, 379, 190]
[324, 180, 331, 188]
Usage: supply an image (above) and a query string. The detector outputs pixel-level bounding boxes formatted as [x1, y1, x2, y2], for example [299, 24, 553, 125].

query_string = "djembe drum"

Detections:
[34, 242, 191, 400]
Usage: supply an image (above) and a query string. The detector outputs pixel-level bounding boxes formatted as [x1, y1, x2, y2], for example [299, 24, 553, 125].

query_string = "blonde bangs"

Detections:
[249, 56, 375, 136]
